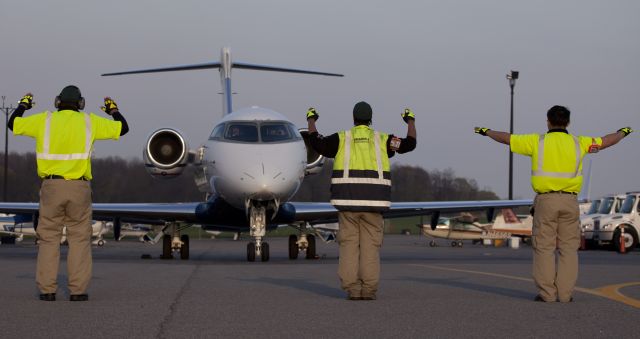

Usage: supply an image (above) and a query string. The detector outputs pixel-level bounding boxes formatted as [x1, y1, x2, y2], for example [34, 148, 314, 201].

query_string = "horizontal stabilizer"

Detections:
[102, 62, 222, 76]
[102, 62, 343, 77]
[233, 62, 343, 77]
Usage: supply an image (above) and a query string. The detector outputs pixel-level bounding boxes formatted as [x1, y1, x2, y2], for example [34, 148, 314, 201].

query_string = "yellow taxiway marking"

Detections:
[408, 264, 640, 309]
[594, 282, 640, 309]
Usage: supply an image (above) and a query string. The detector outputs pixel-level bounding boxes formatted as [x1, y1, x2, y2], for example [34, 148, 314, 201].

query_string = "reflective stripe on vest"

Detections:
[36, 111, 92, 161]
[330, 128, 391, 210]
[330, 199, 391, 207]
[330, 130, 391, 186]
[531, 134, 581, 178]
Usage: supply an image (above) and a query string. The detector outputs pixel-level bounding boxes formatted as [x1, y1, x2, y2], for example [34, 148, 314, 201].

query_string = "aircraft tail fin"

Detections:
[102, 47, 343, 116]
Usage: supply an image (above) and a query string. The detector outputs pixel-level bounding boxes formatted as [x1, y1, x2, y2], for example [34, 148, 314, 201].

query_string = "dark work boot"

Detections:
[70, 294, 89, 301]
[39, 293, 56, 301]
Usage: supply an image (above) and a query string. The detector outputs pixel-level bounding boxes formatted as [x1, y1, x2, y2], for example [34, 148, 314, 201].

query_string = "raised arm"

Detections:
[8, 93, 34, 131]
[600, 127, 632, 150]
[101, 97, 129, 136]
[475, 127, 511, 145]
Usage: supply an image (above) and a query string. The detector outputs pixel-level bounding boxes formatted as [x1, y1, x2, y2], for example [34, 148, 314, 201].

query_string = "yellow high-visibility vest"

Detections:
[510, 131, 602, 194]
[13, 110, 122, 180]
[331, 125, 391, 211]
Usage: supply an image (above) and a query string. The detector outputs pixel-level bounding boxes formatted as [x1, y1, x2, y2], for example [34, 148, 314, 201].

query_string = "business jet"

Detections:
[0, 47, 532, 261]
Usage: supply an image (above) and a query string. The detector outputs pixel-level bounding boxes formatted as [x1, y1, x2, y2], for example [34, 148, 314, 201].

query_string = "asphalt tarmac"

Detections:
[1, 235, 638, 339]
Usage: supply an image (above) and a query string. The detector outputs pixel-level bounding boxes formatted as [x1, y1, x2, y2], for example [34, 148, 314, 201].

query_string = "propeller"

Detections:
[486, 208, 495, 223]
[32, 212, 39, 230]
[430, 211, 440, 231]
[113, 218, 122, 241]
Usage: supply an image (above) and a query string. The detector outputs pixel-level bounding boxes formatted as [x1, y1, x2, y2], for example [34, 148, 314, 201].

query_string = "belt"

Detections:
[539, 191, 577, 195]
[43, 175, 89, 181]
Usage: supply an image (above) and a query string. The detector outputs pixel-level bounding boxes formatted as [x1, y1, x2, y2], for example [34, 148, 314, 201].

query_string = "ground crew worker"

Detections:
[475, 105, 632, 302]
[8, 86, 129, 301]
[306, 102, 416, 300]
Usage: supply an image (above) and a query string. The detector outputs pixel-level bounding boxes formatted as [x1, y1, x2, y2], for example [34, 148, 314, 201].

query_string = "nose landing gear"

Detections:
[247, 205, 269, 262]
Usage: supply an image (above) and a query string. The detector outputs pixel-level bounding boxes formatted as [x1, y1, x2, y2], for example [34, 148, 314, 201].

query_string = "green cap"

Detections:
[353, 101, 372, 121]
[58, 85, 82, 103]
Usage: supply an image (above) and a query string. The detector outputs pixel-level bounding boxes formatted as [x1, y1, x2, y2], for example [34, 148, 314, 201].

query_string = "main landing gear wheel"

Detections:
[306, 234, 316, 259]
[261, 242, 270, 262]
[451, 241, 458, 247]
[288, 235, 299, 260]
[180, 234, 190, 260]
[457, 241, 464, 247]
[161, 234, 172, 259]
[429, 240, 437, 247]
[247, 243, 256, 262]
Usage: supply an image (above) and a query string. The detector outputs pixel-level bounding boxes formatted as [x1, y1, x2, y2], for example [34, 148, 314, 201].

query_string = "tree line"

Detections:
[0, 152, 497, 202]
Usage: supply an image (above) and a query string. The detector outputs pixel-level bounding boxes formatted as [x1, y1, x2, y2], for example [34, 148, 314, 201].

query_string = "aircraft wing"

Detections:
[0, 199, 533, 227]
[0, 202, 201, 225]
[291, 200, 533, 225]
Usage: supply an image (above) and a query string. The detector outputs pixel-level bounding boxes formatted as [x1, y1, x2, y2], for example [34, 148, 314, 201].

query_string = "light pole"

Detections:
[1, 96, 15, 202]
[506, 70, 519, 200]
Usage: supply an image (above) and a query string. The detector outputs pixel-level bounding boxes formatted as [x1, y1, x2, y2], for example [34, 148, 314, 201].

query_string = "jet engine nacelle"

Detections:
[299, 128, 325, 176]
[143, 128, 189, 179]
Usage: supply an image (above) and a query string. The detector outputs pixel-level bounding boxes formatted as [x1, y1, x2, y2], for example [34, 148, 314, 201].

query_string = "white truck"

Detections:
[580, 193, 626, 249]
[593, 191, 640, 252]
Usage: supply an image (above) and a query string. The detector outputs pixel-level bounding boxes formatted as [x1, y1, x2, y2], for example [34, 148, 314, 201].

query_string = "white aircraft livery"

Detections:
[0, 47, 531, 261]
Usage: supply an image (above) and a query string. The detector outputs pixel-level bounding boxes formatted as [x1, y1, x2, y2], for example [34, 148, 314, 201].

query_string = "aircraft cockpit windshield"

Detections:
[209, 121, 300, 143]
[261, 123, 294, 142]
[225, 124, 259, 142]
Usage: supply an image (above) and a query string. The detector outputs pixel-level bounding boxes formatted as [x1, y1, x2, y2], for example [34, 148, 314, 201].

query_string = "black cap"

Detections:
[353, 101, 372, 121]
[58, 85, 82, 103]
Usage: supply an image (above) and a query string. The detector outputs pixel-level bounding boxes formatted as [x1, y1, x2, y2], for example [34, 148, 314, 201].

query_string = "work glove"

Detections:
[18, 93, 34, 110]
[474, 127, 490, 136]
[100, 97, 119, 115]
[617, 127, 633, 137]
[306, 107, 319, 121]
[401, 108, 415, 123]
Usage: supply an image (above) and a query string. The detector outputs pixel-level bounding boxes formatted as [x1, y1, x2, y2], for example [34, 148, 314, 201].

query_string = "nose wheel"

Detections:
[247, 241, 269, 262]
[247, 204, 270, 262]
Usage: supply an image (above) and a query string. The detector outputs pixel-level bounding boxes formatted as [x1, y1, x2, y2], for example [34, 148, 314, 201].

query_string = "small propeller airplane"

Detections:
[0, 214, 110, 246]
[0, 47, 532, 261]
[420, 209, 533, 247]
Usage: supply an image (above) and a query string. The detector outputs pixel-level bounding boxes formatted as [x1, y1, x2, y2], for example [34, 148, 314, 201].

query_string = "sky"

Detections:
[1, 0, 638, 200]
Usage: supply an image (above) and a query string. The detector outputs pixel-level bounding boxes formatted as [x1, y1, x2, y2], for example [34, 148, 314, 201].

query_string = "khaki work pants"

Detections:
[36, 179, 93, 295]
[337, 211, 384, 297]
[531, 193, 580, 302]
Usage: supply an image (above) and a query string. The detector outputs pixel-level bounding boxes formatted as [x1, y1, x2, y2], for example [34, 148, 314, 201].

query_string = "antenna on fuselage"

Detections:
[101, 47, 344, 116]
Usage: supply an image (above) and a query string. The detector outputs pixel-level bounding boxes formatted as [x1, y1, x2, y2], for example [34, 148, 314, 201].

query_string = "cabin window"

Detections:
[598, 197, 614, 214]
[620, 196, 636, 214]
[587, 200, 600, 214]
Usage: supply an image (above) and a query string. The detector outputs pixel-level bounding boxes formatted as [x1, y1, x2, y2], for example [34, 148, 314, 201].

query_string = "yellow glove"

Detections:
[474, 127, 490, 136]
[617, 127, 633, 137]
[100, 97, 119, 115]
[306, 107, 319, 121]
[18, 93, 34, 110]
[401, 108, 415, 123]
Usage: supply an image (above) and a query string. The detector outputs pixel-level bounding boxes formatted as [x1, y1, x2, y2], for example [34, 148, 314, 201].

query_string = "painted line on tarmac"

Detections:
[594, 282, 640, 309]
[407, 264, 640, 309]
